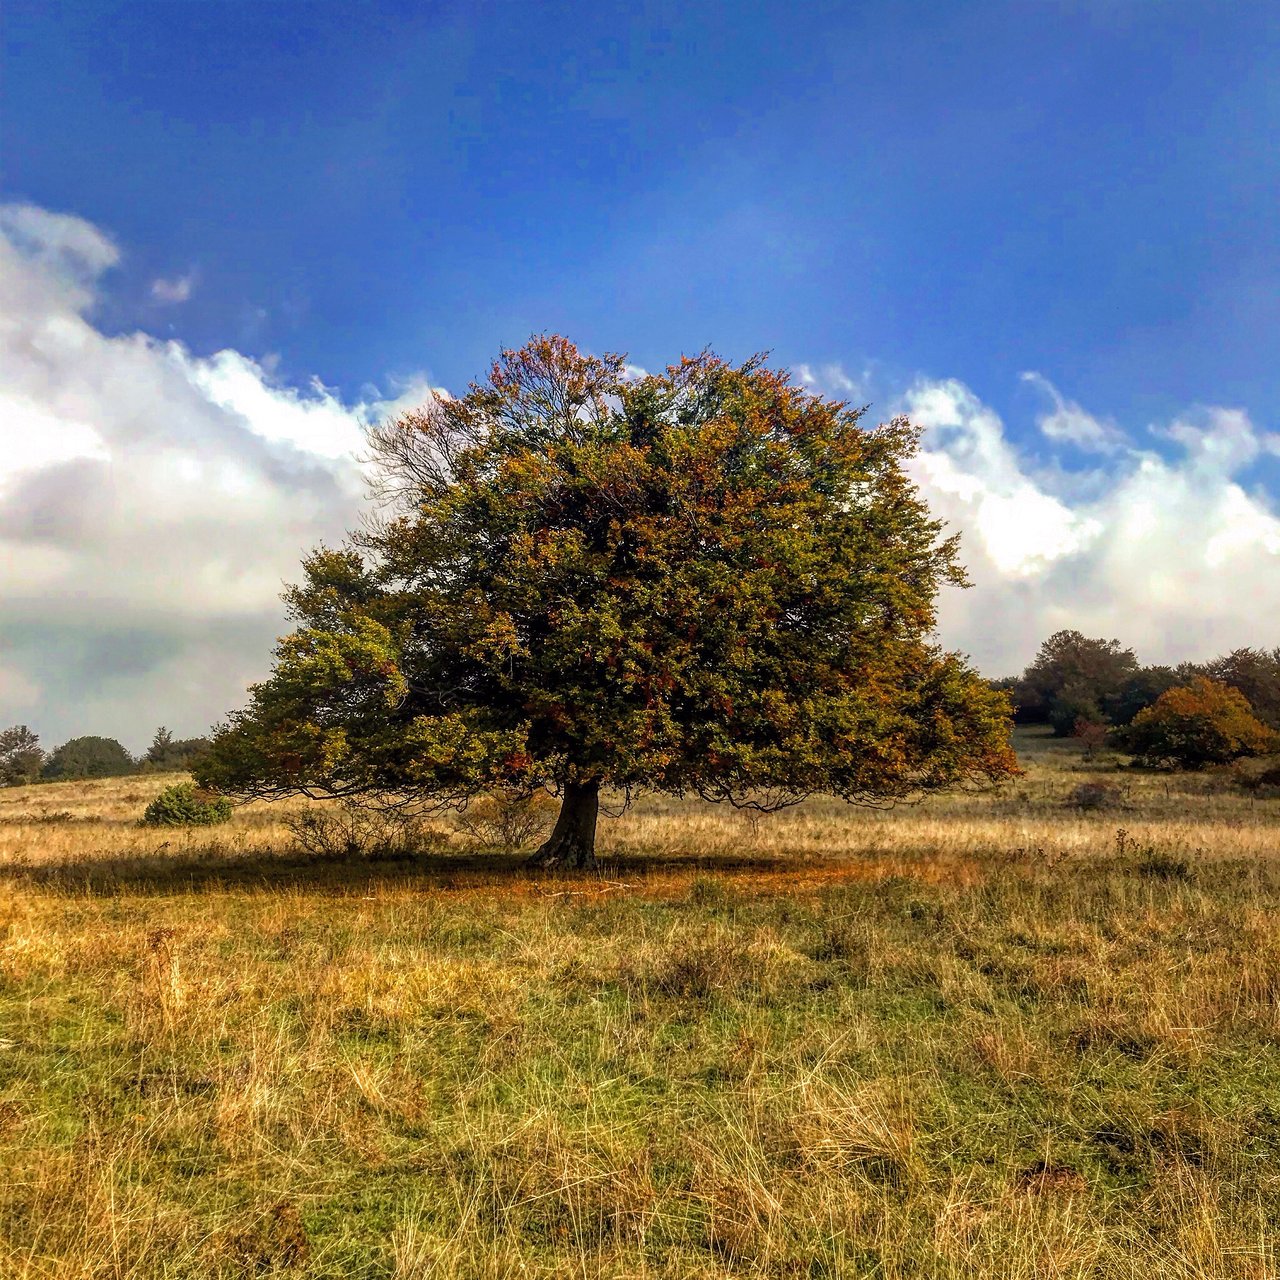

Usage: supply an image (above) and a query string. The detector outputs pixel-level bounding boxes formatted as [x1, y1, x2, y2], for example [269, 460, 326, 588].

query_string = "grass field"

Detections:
[3, 730, 1280, 1278]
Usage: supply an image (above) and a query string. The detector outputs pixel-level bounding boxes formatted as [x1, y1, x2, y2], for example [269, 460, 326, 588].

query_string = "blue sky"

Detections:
[2, 0, 1279, 747]
[7, 1, 1279, 422]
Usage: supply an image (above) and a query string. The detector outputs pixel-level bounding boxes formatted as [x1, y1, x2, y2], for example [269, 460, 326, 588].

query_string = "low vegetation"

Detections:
[140, 783, 233, 828]
[2, 730, 1279, 1277]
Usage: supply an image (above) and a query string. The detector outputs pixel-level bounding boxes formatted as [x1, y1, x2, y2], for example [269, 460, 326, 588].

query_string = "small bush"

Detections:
[687, 875, 729, 907]
[141, 783, 232, 827]
[649, 939, 752, 1000]
[1233, 755, 1280, 796]
[1109, 827, 1194, 881]
[455, 788, 559, 853]
[1135, 849, 1195, 882]
[283, 803, 444, 858]
[1068, 781, 1124, 811]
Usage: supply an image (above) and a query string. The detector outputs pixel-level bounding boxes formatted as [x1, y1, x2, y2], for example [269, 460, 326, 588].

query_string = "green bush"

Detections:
[141, 783, 232, 827]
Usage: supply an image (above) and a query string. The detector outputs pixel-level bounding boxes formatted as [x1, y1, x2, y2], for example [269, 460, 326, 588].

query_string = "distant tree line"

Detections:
[997, 632, 1280, 768]
[0, 725, 210, 787]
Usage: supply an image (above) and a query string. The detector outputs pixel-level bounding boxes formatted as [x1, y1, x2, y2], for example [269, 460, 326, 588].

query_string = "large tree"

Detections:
[1017, 630, 1140, 734]
[1202, 647, 1280, 730]
[198, 337, 1017, 866]
[41, 735, 135, 781]
[0, 725, 44, 787]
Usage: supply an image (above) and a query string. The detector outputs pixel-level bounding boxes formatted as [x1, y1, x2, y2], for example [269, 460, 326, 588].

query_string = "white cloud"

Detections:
[902, 377, 1280, 675]
[1157, 406, 1278, 474]
[186, 350, 367, 460]
[0, 204, 119, 279]
[796, 361, 863, 399]
[0, 203, 413, 751]
[905, 378, 1101, 578]
[150, 271, 195, 304]
[1020, 370, 1124, 453]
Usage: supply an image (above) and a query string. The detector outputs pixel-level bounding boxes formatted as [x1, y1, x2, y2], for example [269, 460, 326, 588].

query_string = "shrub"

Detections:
[1113, 827, 1194, 881]
[141, 783, 232, 827]
[1068, 781, 1123, 811]
[283, 803, 443, 858]
[1234, 756, 1280, 795]
[1071, 718, 1109, 762]
[455, 788, 559, 853]
[1135, 849, 1195, 882]
[1119, 677, 1277, 770]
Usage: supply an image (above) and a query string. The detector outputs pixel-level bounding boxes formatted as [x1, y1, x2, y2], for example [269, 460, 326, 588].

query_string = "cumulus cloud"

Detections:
[903, 378, 1280, 676]
[906, 378, 1100, 578]
[0, 203, 119, 287]
[0, 204, 416, 751]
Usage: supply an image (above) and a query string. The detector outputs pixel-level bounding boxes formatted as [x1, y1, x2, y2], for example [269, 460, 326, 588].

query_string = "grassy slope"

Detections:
[2, 734, 1280, 1277]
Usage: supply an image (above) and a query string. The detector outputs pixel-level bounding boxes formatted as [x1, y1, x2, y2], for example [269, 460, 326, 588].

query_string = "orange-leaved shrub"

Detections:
[1120, 676, 1277, 770]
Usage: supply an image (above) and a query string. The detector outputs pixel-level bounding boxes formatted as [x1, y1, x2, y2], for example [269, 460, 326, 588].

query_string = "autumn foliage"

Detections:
[1120, 676, 1277, 770]
[198, 336, 1017, 864]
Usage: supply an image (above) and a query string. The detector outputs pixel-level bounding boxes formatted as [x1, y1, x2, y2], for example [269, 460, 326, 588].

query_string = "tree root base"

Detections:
[525, 835, 597, 870]
[525, 780, 600, 869]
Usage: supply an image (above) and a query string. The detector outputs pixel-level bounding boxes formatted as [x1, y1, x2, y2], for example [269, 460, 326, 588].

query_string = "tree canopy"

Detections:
[144, 726, 211, 772]
[1016, 630, 1140, 734]
[198, 337, 1018, 865]
[1120, 676, 1277, 770]
[0, 725, 44, 787]
[1202, 648, 1280, 730]
[41, 735, 135, 781]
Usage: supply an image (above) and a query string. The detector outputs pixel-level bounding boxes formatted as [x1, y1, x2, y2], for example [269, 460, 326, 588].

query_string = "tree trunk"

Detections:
[527, 779, 600, 869]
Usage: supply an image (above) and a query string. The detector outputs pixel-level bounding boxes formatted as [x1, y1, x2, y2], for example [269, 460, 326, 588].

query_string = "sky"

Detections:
[1, 0, 1279, 751]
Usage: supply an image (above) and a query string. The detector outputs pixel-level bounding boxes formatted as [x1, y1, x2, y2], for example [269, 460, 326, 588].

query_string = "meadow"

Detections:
[2, 730, 1280, 1278]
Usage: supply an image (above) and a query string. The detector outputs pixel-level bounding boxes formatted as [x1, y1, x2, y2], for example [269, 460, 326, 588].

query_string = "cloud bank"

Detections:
[1, 202, 1278, 749]
[0, 204, 382, 750]
[904, 378, 1280, 675]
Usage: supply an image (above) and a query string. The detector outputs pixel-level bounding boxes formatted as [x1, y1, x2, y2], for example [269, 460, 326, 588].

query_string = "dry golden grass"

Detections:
[2, 732, 1280, 1277]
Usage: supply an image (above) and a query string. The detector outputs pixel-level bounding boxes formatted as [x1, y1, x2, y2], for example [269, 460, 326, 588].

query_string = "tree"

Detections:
[0, 725, 44, 786]
[147, 726, 173, 763]
[141, 783, 232, 827]
[42, 735, 135, 781]
[198, 336, 1018, 866]
[1102, 665, 1182, 727]
[1046, 680, 1107, 738]
[1202, 647, 1280, 730]
[1017, 630, 1139, 734]
[144, 726, 211, 771]
[1119, 677, 1277, 770]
